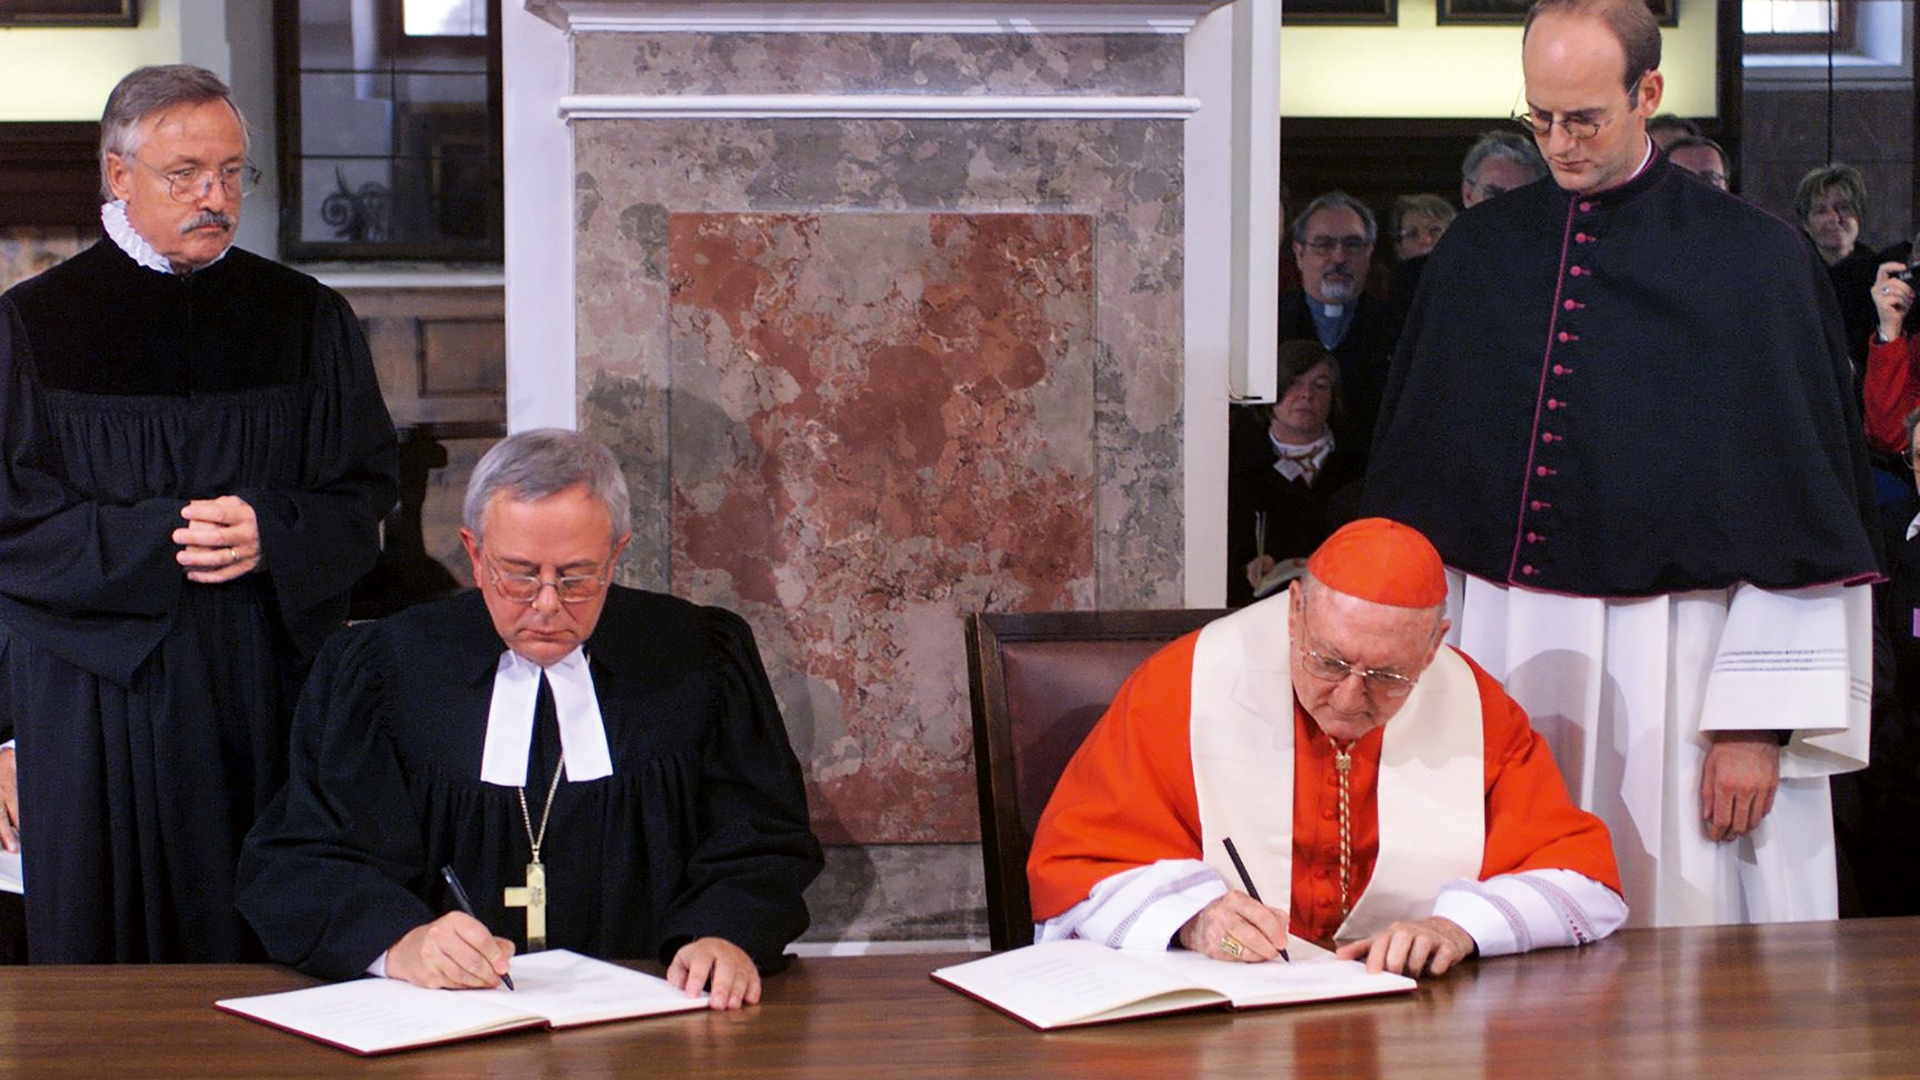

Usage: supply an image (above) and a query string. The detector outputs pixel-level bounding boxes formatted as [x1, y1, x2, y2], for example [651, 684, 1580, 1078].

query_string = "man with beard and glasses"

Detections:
[1279, 192, 1400, 464]
[0, 64, 397, 962]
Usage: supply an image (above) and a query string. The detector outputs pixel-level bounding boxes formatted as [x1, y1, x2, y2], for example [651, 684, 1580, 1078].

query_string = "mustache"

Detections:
[180, 210, 235, 233]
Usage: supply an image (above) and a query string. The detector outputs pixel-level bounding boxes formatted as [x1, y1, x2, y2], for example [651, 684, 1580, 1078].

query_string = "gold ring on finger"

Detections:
[1220, 934, 1244, 959]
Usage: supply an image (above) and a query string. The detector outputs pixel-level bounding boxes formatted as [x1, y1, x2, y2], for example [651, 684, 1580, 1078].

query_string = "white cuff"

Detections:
[368, 951, 389, 978]
[1034, 859, 1229, 951]
[1432, 869, 1627, 957]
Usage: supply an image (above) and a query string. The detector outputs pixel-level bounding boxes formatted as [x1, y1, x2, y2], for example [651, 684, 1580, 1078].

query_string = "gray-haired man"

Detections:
[1279, 190, 1401, 461]
[0, 64, 397, 962]
[238, 429, 822, 1010]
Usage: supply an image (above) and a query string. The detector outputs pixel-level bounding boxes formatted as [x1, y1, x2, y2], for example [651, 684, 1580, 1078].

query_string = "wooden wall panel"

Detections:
[0, 122, 100, 229]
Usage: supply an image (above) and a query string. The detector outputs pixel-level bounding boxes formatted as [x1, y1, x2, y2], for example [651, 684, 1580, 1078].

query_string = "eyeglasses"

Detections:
[125, 156, 262, 202]
[483, 556, 611, 605]
[1300, 236, 1370, 256]
[1512, 76, 1644, 143]
[1299, 646, 1419, 699]
[1397, 223, 1447, 243]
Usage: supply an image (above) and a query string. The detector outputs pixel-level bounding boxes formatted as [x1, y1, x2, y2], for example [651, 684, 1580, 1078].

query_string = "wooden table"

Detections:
[2, 919, 1917, 1078]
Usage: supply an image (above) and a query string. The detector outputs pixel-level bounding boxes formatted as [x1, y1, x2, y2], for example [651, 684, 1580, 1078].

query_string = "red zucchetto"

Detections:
[1305, 517, 1447, 608]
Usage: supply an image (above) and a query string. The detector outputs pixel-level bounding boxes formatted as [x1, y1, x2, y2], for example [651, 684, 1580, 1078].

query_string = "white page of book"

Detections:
[934, 940, 1225, 1028]
[220, 977, 538, 1054]
[469, 949, 707, 1025]
[1131, 946, 1416, 1006]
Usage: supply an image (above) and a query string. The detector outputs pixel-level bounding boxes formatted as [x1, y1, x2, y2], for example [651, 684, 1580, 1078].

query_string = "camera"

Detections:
[1899, 262, 1919, 284]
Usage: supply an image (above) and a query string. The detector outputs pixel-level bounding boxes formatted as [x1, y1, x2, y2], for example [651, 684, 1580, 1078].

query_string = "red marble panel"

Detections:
[669, 212, 1096, 844]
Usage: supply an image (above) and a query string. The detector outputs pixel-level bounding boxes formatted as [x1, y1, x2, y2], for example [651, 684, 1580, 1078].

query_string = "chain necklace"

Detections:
[1332, 740, 1353, 921]
[505, 753, 565, 951]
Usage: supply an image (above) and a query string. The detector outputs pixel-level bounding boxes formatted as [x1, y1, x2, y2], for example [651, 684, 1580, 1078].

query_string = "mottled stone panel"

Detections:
[574, 111, 1183, 852]
[574, 32, 1183, 96]
[574, 116, 1184, 611]
[670, 212, 1095, 844]
[800, 843, 987, 943]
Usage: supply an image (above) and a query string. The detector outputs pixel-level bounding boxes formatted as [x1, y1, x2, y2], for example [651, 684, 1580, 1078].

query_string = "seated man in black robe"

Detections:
[238, 430, 823, 1009]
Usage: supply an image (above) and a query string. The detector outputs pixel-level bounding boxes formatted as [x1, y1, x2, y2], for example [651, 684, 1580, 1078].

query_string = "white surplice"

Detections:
[1447, 571, 1871, 927]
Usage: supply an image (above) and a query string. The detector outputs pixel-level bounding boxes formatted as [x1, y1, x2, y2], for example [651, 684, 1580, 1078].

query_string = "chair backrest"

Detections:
[965, 608, 1229, 951]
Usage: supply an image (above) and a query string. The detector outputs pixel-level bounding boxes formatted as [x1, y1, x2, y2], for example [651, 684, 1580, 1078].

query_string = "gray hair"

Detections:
[1794, 164, 1868, 228]
[1461, 130, 1547, 185]
[463, 429, 634, 547]
[1291, 190, 1377, 248]
[1391, 193, 1457, 236]
[98, 65, 248, 200]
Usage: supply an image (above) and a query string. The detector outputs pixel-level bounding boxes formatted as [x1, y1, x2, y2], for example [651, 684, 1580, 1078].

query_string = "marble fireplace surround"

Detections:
[505, 0, 1275, 942]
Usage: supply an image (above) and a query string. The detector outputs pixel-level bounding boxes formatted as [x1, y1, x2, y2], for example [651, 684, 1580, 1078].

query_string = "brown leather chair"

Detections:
[965, 609, 1229, 951]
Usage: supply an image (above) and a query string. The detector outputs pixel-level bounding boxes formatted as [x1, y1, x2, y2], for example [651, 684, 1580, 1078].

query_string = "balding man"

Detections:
[1029, 519, 1624, 977]
[1366, 0, 1879, 928]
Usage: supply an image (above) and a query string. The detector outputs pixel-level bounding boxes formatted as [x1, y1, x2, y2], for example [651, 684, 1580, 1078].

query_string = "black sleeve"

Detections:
[236, 624, 436, 980]
[656, 608, 824, 971]
[241, 287, 399, 662]
[0, 300, 187, 684]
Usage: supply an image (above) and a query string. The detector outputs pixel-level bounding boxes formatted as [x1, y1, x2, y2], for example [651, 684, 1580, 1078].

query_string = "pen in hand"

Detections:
[441, 865, 515, 990]
[1221, 838, 1290, 962]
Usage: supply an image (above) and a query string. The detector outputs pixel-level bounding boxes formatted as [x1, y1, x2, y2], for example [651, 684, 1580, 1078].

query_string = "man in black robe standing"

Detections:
[1279, 191, 1400, 464]
[1365, 0, 1880, 926]
[0, 66, 398, 961]
[238, 430, 823, 1010]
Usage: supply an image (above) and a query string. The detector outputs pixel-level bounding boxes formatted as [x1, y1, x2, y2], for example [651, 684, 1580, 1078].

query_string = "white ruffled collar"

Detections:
[101, 199, 230, 275]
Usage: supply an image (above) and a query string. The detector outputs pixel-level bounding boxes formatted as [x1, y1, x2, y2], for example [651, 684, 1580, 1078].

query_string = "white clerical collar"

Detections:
[1308, 300, 1347, 318]
[101, 199, 231, 275]
[1630, 135, 1656, 181]
[478, 647, 614, 786]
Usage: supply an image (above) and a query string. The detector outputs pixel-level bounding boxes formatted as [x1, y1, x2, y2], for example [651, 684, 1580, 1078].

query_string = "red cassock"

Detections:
[1028, 633, 1622, 945]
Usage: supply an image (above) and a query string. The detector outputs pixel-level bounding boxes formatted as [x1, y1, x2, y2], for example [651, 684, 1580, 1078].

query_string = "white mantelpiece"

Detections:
[503, 0, 1276, 608]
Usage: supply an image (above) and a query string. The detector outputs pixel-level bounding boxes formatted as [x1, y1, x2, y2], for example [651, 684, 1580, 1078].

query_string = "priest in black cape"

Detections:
[238, 430, 823, 1009]
[0, 66, 398, 962]
[1363, 0, 1880, 927]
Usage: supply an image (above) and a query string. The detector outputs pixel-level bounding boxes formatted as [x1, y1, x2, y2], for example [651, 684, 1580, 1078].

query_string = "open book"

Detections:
[217, 949, 707, 1055]
[931, 938, 1415, 1030]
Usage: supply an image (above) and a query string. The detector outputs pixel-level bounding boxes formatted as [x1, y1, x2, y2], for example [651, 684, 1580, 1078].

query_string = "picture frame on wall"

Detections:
[1282, 0, 1398, 27]
[0, 0, 137, 26]
[1437, 0, 1674, 26]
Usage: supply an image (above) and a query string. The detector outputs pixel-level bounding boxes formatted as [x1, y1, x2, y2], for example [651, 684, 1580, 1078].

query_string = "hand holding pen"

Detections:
[442, 865, 515, 990]
[382, 866, 518, 990]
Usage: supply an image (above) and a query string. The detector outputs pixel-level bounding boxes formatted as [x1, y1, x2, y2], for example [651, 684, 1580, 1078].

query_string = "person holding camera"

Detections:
[1861, 250, 1919, 458]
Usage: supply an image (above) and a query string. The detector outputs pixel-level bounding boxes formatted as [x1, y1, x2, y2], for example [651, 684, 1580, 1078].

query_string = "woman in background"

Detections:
[1226, 339, 1365, 607]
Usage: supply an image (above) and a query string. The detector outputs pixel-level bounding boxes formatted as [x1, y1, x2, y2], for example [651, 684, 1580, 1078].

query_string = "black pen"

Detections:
[441, 865, 514, 990]
[1222, 838, 1290, 962]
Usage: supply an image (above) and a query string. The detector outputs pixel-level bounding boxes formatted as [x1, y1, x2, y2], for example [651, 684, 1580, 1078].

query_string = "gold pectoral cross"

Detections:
[503, 860, 548, 952]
